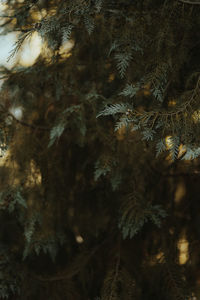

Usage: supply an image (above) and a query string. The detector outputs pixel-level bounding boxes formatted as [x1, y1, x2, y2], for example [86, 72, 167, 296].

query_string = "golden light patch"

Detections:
[0, 149, 10, 166]
[76, 235, 84, 243]
[116, 125, 126, 140]
[165, 136, 186, 161]
[165, 136, 172, 149]
[30, 111, 40, 122]
[59, 40, 74, 56]
[60, 52, 72, 59]
[165, 154, 171, 161]
[108, 73, 115, 82]
[0, 2, 8, 11]
[156, 251, 164, 261]
[25, 159, 42, 187]
[178, 144, 186, 159]
[178, 237, 189, 265]
[149, 251, 164, 266]
[168, 100, 176, 107]
[11, 18, 17, 26]
[105, 63, 111, 69]
[143, 89, 151, 96]
[19, 32, 42, 67]
[192, 110, 200, 123]
[30, 11, 42, 22]
[174, 181, 186, 204]
[142, 82, 151, 96]
[143, 82, 151, 90]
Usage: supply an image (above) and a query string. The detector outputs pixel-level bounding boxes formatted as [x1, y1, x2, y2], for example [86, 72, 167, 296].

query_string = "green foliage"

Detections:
[84, 15, 95, 35]
[119, 83, 140, 98]
[7, 31, 33, 62]
[0, 187, 27, 213]
[115, 52, 132, 78]
[48, 104, 85, 147]
[156, 138, 166, 157]
[48, 122, 66, 148]
[115, 115, 131, 131]
[97, 103, 129, 117]
[23, 212, 42, 259]
[148, 63, 169, 103]
[62, 24, 74, 43]
[119, 194, 167, 239]
[94, 160, 111, 181]
[110, 172, 122, 191]
[33, 234, 66, 262]
[182, 145, 200, 160]
[0, 0, 200, 299]
[168, 136, 180, 161]
[142, 128, 156, 141]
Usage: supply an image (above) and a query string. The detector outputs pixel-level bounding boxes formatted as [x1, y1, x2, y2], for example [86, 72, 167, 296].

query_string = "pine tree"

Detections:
[0, 0, 200, 299]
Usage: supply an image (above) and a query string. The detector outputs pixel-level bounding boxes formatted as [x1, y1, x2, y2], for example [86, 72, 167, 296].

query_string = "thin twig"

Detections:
[179, 0, 200, 4]
[0, 76, 9, 80]
[34, 238, 109, 282]
[9, 113, 49, 131]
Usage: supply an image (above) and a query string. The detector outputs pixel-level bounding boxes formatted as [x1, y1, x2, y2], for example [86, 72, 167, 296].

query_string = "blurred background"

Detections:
[0, 0, 41, 71]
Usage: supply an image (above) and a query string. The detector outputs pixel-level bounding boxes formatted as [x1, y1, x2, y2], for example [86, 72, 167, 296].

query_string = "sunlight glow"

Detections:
[9, 106, 23, 120]
[192, 110, 200, 123]
[25, 160, 42, 187]
[0, 2, 7, 12]
[178, 237, 189, 265]
[108, 73, 115, 82]
[174, 181, 186, 204]
[75, 235, 84, 243]
[0, 32, 18, 69]
[165, 135, 172, 149]
[19, 32, 42, 67]
[59, 40, 74, 57]
[168, 99, 176, 107]
[165, 136, 186, 161]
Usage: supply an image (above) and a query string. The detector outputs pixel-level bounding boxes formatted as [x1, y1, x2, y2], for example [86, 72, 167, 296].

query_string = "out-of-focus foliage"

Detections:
[0, 0, 200, 299]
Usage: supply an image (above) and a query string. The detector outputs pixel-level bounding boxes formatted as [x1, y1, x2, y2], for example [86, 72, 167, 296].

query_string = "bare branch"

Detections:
[179, 0, 200, 4]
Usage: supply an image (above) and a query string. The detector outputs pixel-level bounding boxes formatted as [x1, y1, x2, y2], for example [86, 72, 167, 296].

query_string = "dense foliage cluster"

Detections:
[0, 0, 200, 299]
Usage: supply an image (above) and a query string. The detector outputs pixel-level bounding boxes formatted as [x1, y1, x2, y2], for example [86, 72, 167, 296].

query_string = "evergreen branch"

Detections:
[115, 52, 132, 78]
[97, 103, 129, 117]
[124, 77, 200, 127]
[100, 76, 200, 133]
[119, 194, 167, 239]
[7, 31, 33, 62]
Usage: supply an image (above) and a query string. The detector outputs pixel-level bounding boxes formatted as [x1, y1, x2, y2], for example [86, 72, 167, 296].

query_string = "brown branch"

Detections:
[179, 0, 200, 4]
[0, 104, 49, 131]
[34, 238, 110, 282]
[8, 113, 49, 131]
[163, 171, 200, 177]
[0, 76, 9, 80]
